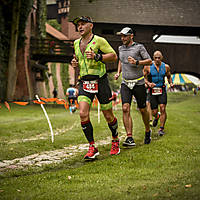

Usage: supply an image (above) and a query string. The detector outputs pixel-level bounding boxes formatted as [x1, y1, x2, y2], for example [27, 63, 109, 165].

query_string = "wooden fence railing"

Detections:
[30, 38, 74, 56]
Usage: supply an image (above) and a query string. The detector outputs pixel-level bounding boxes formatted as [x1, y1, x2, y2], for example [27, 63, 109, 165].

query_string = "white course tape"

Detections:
[35, 95, 54, 143]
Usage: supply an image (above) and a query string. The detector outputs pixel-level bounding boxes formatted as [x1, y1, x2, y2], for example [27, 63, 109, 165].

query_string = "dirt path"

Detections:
[0, 135, 126, 171]
[0, 115, 126, 172]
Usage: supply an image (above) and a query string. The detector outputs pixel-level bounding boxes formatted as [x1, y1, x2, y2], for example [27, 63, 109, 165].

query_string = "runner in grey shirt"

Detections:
[115, 27, 152, 146]
[119, 43, 151, 84]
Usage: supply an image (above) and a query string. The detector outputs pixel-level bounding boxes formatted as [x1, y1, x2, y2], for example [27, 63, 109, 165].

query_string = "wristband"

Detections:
[136, 60, 139, 65]
[94, 53, 103, 62]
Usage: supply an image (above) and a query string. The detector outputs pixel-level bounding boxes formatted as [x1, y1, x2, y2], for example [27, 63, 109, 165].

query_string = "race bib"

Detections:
[152, 87, 162, 95]
[127, 81, 136, 90]
[83, 80, 98, 93]
[124, 80, 137, 90]
[123, 76, 144, 90]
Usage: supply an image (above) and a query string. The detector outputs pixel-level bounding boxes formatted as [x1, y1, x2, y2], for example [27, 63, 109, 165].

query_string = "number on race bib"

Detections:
[152, 87, 162, 95]
[83, 80, 98, 93]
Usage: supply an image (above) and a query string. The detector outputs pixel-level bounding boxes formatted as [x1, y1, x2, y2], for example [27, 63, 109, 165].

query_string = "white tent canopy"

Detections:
[184, 74, 200, 86]
[165, 74, 200, 86]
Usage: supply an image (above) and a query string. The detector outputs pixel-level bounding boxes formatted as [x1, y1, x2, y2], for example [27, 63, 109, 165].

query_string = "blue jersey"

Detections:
[150, 62, 166, 87]
[67, 88, 76, 97]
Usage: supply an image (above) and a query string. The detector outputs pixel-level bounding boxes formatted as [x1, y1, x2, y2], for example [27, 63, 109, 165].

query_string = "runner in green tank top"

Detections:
[74, 35, 116, 78]
[71, 16, 120, 160]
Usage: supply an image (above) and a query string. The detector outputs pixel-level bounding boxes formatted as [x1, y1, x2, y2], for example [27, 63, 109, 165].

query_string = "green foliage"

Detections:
[17, 0, 34, 48]
[0, 0, 34, 100]
[37, 0, 47, 38]
[48, 63, 69, 96]
[47, 19, 61, 31]
[45, 72, 50, 97]
[60, 63, 69, 94]
[0, 3, 12, 100]
[107, 71, 121, 92]
[0, 0, 33, 50]
[50, 63, 57, 88]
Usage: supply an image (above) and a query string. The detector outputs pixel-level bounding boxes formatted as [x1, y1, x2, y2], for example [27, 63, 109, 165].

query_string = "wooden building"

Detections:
[67, 0, 200, 77]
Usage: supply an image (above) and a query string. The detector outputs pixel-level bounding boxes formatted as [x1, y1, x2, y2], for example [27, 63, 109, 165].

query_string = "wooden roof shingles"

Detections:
[68, 0, 200, 27]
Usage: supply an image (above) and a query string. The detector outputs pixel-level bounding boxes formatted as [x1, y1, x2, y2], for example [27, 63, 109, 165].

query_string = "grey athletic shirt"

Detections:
[119, 42, 151, 85]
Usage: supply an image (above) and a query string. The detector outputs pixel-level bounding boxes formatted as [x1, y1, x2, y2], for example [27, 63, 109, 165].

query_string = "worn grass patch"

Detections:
[0, 92, 200, 200]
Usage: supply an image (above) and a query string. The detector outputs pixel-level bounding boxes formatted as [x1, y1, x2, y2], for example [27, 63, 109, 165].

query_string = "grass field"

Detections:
[0, 91, 200, 200]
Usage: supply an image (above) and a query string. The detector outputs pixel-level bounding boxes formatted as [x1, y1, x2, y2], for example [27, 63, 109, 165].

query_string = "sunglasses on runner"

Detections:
[73, 16, 93, 25]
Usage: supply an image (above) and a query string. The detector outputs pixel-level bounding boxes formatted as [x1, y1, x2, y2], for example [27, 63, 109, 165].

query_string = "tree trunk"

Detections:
[6, 0, 21, 101]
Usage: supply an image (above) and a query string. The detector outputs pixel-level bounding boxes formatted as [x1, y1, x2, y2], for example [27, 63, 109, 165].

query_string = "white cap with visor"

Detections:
[116, 27, 133, 35]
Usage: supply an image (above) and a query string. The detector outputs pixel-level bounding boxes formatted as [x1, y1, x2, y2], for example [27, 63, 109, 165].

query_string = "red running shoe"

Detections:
[110, 140, 120, 155]
[84, 145, 99, 160]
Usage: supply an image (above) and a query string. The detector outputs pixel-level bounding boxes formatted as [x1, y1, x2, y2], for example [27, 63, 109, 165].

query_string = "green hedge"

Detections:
[60, 63, 69, 95]
[50, 63, 57, 89]
[0, 0, 46, 100]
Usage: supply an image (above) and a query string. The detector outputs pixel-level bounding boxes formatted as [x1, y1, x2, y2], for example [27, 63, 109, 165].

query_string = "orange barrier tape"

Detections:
[40, 97, 58, 102]
[33, 100, 45, 104]
[0, 97, 82, 112]
[13, 102, 29, 106]
[75, 100, 79, 108]
[4, 101, 11, 112]
[64, 103, 68, 110]
[40, 97, 49, 102]
[56, 99, 66, 104]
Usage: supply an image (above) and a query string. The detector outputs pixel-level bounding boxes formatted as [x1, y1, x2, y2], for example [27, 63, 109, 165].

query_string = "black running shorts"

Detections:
[78, 74, 112, 105]
[121, 83, 147, 108]
[150, 88, 167, 109]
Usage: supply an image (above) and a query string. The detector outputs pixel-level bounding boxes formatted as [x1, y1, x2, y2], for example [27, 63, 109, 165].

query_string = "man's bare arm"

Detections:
[114, 60, 122, 80]
[166, 64, 174, 87]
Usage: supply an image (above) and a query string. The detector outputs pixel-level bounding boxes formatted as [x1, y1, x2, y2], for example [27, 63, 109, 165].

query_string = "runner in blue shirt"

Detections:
[66, 85, 78, 113]
[144, 51, 173, 136]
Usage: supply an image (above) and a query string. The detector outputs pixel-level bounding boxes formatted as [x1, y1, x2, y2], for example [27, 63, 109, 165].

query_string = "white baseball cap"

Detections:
[116, 27, 133, 35]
